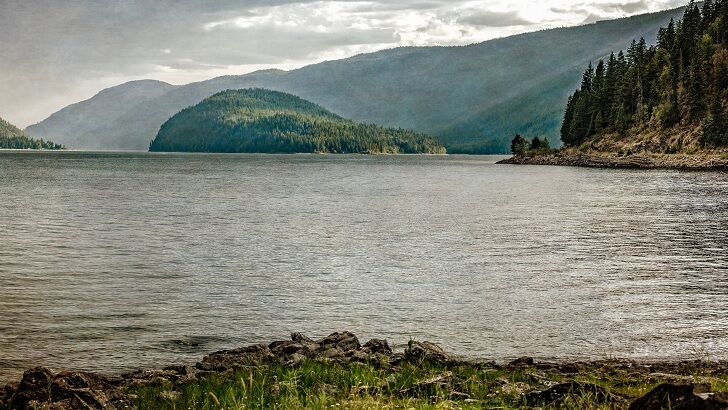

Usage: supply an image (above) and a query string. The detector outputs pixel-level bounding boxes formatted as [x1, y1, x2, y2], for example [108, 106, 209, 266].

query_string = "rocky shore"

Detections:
[497, 151, 728, 170]
[2, 332, 728, 409]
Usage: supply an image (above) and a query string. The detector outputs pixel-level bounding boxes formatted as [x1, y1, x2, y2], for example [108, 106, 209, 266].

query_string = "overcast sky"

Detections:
[1, 0, 686, 127]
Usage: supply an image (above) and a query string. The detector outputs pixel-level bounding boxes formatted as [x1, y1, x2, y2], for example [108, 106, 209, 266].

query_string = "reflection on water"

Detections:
[1, 151, 727, 382]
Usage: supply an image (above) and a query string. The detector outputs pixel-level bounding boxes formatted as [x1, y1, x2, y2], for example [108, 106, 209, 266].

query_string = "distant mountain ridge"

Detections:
[149, 88, 445, 154]
[26, 80, 178, 149]
[26, 7, 687, 153]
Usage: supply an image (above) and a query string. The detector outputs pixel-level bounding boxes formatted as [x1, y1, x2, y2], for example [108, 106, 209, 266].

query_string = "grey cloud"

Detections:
[551, 0, 668, 18]
[458, 10, 533, 27]
[582, 13, 608, 24]
[596, 1, 651, 14]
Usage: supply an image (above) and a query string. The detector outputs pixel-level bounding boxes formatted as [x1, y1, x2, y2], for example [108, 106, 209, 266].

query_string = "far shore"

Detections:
[498, 150, 728, 170]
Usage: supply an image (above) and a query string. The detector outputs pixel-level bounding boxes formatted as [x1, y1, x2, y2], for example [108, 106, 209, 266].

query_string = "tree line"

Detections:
[510, 135, 551, 156]
[0, 117, 64, 150]
[561, 0, 728, 147]
[150, 89, 446, 154]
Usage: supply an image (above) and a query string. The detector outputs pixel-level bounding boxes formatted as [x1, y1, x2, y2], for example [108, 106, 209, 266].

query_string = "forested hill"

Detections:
[27, 7, 685, 153]
[148, 89, 446, 154]
[1, 116, 63, 149]
[561, 0, 728, 153]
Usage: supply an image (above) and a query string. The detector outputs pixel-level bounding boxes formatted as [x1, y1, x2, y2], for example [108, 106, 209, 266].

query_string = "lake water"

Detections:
[1, 151, 727, 383]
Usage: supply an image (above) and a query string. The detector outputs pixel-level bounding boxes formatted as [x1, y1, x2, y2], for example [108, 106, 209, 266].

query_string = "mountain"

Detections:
[26, 7, 686, 153]
[148, 89, 445, 154]
[26, 80, 178, 149]
[1, 116, 63, 149]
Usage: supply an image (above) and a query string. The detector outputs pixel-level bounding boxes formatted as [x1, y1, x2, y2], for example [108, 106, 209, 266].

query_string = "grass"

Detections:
[129, 359, 728, 409]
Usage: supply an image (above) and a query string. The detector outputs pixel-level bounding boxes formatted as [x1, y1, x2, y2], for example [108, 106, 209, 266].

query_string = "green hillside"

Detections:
[148, 89, 445, 154]
[1, 116, 63, 149]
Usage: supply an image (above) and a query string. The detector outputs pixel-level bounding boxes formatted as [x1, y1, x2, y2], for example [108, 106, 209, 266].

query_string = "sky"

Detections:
[1, 0, 686, 128]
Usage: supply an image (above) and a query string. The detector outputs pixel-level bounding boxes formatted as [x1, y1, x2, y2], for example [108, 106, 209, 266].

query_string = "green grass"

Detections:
[128, 360, 728, 409]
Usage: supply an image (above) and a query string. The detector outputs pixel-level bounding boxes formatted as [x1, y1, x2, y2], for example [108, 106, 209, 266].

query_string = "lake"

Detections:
[1, 151, 727, 383]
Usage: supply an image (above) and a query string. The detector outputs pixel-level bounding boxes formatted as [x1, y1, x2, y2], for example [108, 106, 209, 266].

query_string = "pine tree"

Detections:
[560, 0, 728, 148]
[510, 134, 527, 156]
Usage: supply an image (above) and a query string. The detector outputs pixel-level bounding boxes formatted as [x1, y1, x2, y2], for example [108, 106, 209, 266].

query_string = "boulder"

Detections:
[507, 356, 535, 367]
[196, 344, 273, 371]
[285, 353, 306, 367]
[11, 367, 54, 408]
[319, 347, 346, 360]
[363, 339, 392, 355]
[291, 332, 315, 344]
[404, 340, 449, 364]
[49, 370, 128, 409]
[628, 383, 728, 410]
[318, 332, 360, 352]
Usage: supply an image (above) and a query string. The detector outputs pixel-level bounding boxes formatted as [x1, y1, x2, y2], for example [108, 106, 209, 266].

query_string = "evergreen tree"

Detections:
[510, 134, 527, 156]
[560, 0, 728, 148]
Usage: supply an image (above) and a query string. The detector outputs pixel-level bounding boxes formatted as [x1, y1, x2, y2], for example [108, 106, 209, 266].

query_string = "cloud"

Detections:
[458, 10, 533, 27]
[547, 0, 686, 26]
[600, 1, 651, 14]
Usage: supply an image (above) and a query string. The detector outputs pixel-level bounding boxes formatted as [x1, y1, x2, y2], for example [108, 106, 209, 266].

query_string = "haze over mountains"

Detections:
[26, 7, 686, 153]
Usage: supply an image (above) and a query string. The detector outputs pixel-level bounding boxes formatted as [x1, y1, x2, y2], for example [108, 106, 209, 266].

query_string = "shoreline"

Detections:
[497, 151, 728, 170]
[2, 331, 727, 409]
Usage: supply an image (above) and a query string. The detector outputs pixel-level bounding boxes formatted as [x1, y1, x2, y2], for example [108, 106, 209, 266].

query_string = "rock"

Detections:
[507, 356, 535, 367]
[50, 371, 119, 409]
[628, 383, 726, 410]
[526, 381, 620, 406]
[122, 365, 197, 386]
[363, 339, 392, 355]
[1, 382, 19, 408]
[270, 342, 305, 356]
[291, 332, 315, 344]
[497, 151, 728, 170]
[706, 392, 728, 409]
[348, 350, 371, 363]
[404, 340, 449, 364]
[401, 371, 453, 397]
[196, 344, 273, 371]
[12, 367, 54, 408]
[499, 380, 533, 396]
[415, 372, 453, 388]
[318, 332, 360, 352]
[319, 347, 346, 359]
[389, 353, 405, 367]
[159, 390, 181, 401]
[285, 353, 306, 367]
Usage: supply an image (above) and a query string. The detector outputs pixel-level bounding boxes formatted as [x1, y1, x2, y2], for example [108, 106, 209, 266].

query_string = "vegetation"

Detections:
[130, 359, 728, 409]
[149, 89, 446, 154]
[561, 0, 728, 148]
[510, 134, 551, 156]
[0, 116, 63, 150]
